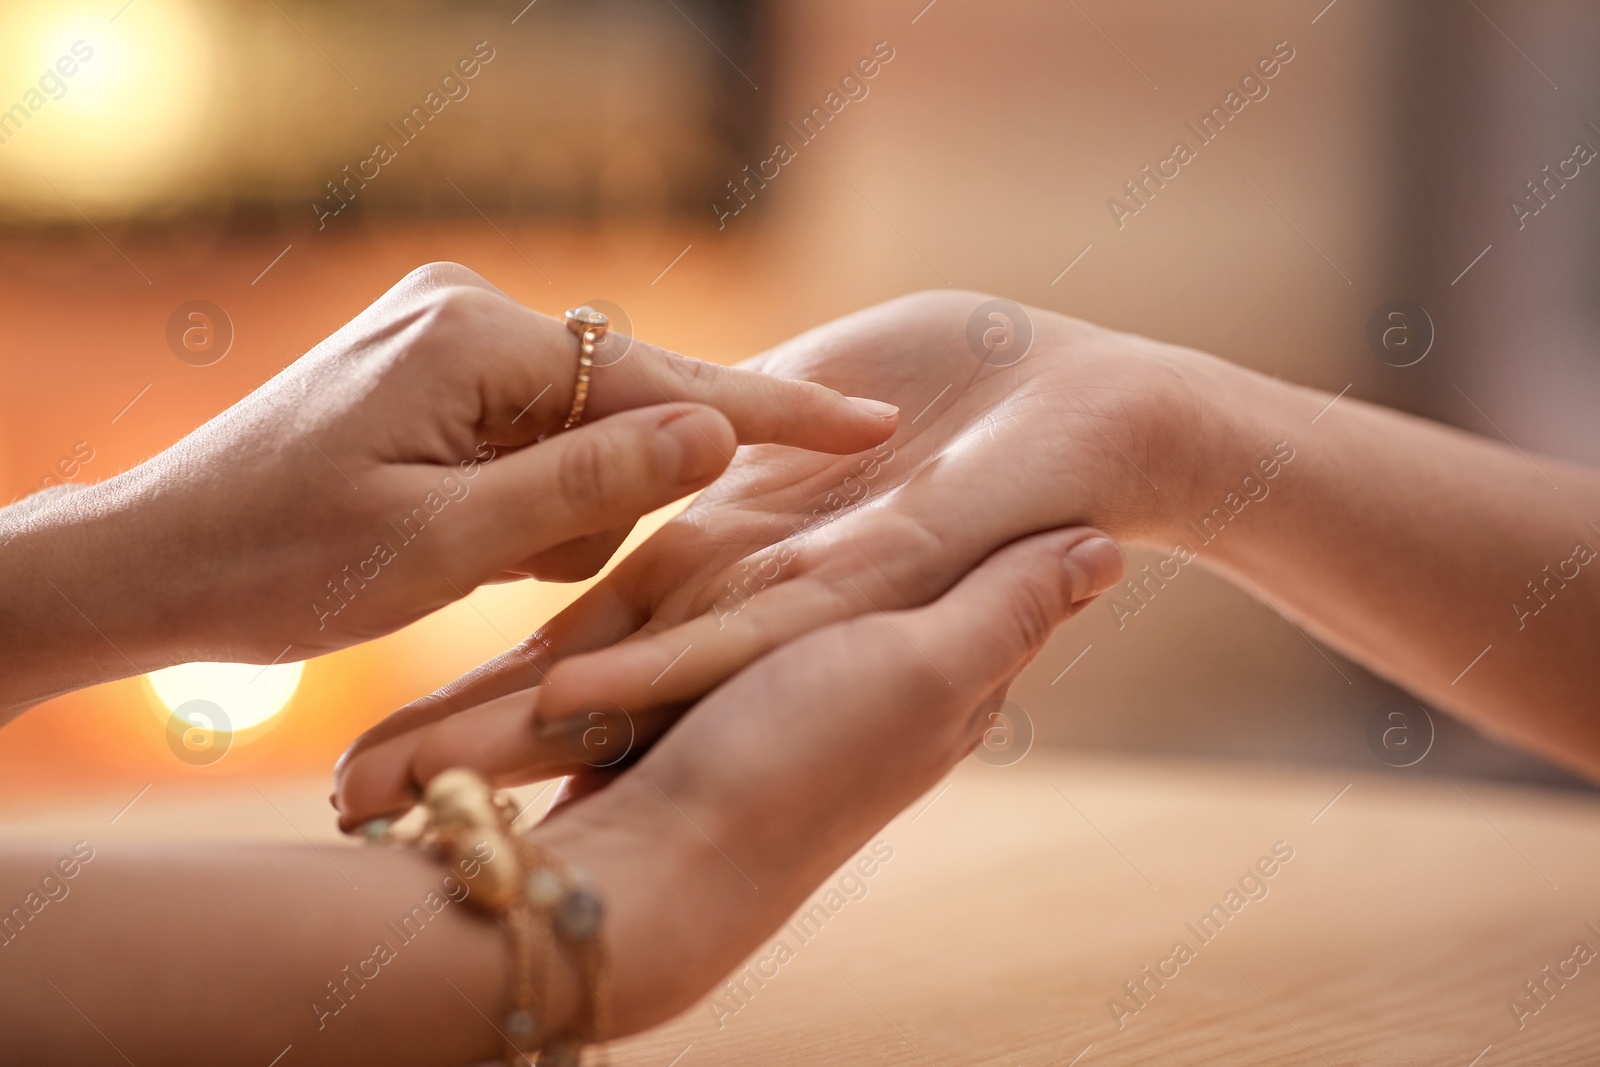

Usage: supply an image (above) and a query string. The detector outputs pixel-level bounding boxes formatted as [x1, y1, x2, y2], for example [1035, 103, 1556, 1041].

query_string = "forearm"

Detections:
[0, 842, 538, 1067]
[0, 481, 157, 717]
[1160, 353, 1600, 773]
[0, 459, 266, 717]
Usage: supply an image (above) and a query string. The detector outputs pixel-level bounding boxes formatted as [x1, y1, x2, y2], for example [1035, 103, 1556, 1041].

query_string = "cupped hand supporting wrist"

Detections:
[526, 526, 1124, 1037]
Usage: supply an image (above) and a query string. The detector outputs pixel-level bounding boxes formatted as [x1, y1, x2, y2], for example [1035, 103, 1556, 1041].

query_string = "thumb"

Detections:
[454, 403, 735, 581]
[899, 526, 1124, 699]
[1061, 530, 1126, 607]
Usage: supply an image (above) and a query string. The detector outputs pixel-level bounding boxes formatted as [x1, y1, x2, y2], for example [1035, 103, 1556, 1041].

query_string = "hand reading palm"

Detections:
[334, 290, 1183, 826]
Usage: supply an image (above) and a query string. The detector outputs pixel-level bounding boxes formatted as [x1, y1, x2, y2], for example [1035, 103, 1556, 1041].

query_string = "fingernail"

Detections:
[846, 396, 900, 420]
[1063, 536, 1124, 601]
[658, 410, 728, 483]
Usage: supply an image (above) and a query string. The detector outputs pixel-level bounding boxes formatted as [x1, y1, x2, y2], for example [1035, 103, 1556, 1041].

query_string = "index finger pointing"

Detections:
[593, 340, 899, 454]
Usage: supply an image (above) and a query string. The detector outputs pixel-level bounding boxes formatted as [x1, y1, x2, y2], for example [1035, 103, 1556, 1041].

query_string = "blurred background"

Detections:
[2, 0, 1598, 818]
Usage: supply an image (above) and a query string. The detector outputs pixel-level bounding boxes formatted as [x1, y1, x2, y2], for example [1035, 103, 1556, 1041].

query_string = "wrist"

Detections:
[1033, 331, 1240, 548]
[1135, 347, 1303, 552]
[534, 777, 761, 1037]
[0, 487, 109, 711]
[0, 472, 181, 711]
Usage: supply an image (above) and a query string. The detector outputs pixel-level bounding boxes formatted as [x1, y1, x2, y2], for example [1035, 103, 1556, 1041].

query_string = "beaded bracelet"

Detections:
[399, 769, 609, 1066]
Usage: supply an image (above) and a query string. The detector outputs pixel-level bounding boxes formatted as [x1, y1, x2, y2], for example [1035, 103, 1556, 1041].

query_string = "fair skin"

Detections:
[1, 265, 1124, 1062]
[0, 262, 900, 719]
[6, 274, 1597, 1060]
[0, 529, 1120, 1065]
[335, 287, 1600, 827]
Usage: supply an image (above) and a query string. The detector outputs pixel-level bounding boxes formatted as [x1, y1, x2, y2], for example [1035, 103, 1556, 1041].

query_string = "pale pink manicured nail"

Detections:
[846, 396, 900, 420]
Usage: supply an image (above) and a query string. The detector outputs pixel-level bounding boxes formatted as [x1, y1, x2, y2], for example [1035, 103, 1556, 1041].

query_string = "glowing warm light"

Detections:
[146, 661, 305, 732]
[0, 0, 214, 211]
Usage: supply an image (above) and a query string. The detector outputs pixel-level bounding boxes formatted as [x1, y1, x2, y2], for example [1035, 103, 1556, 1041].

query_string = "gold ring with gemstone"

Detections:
[562, 306, 609, 431]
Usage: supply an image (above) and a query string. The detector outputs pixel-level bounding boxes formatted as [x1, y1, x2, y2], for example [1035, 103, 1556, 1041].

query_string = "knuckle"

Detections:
[556, 434, 621, 512]
[419, 284, 500, 342]
[907, 287, 965, 308]
[1002, 576, 1063, 653]
[661, 352, 719, 388]
[890, 287, 987, 319]
[403, 261, 483, 291]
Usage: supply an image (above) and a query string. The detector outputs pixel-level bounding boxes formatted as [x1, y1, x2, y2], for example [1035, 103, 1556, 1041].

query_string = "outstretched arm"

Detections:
[1171, 349, 1600, 766]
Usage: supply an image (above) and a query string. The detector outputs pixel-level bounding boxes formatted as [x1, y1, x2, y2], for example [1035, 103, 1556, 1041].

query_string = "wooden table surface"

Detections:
[605, 753, 1600, 1067]
[9, 753, 1598, 1065]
